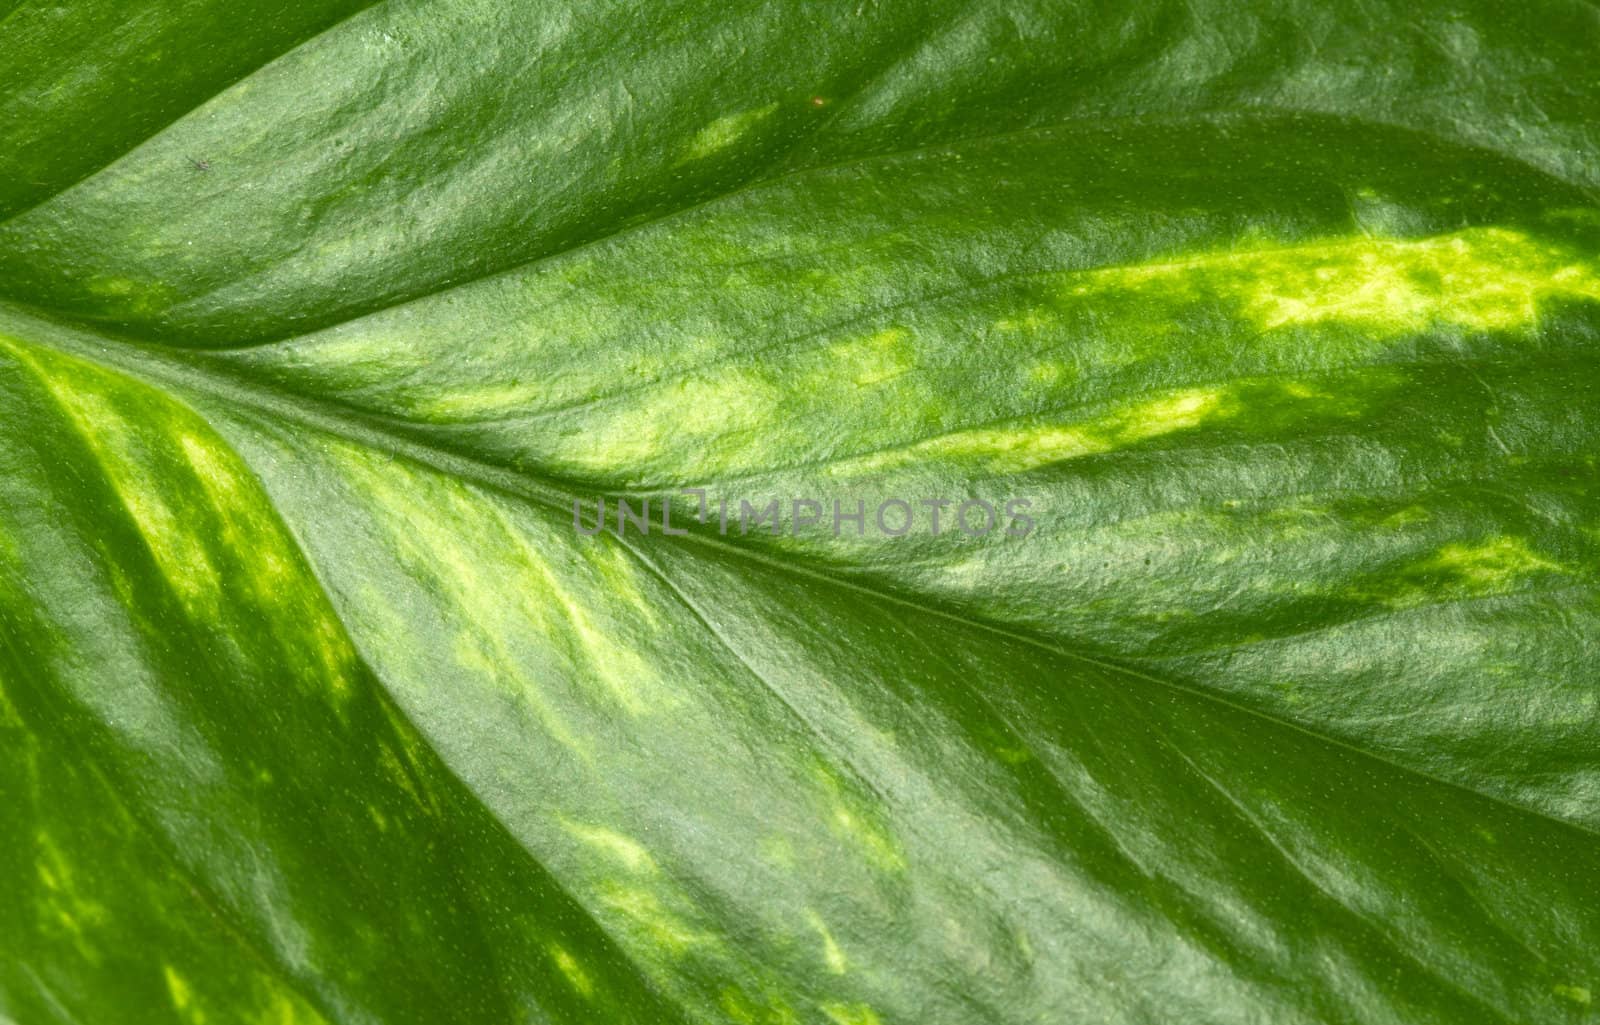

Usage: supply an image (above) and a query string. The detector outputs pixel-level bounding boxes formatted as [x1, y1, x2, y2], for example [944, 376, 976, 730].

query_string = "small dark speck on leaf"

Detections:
[187, 156, 211, 172]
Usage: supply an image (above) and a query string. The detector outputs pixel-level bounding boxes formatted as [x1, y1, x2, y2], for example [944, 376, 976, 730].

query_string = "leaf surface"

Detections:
[2, 3, 1598, 1023]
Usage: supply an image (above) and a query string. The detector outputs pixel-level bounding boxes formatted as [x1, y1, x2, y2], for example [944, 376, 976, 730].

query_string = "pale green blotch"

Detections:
[0, 669, 19, 727]
[556, 818, 720, 962]
[720, 988, 759, 1025]
[356, 466, 549, 662]
[810, 760, 905, 873]
[581, 539, 663, 629]
[832, 384, 1232, 477]
[556, 370, 781, 477]
[253, 989, 324, 1025]
[167, 961, 324, 1025]
[995, 310, 1053, 334]
[426, 382, 538, 420]
[1379, 505, 1432, 530]
[1239, 228, 1577, 332]
[411, 378, 544, 421]
[1077, 226, 1600, 336]
[805, 910, 849, 974]
[596, 883, 715, 956]
[35, 832, 108, 962]
[445, 625, 593, 754]
[13, 340, 349, 688]
[1555, 984, 1592, 1006]
[1028, 361, 1068, 385]
[822, 1003, 884, 1025]
[995, 745, 1031, 765]
[562, 819, 658, 874]
[375, 739, 442, 818]
[164, 965, 202, 1025]
[936, 556, 993, 591]
[1424, 537, 1567, 588]
[84, 274, 174, 317]
[1, 341, 226, 615]
[117, 482, 224, 614]
[1013, 925, 1036, 963]
[176, 433, 358, 699]
[821, 225, 1599, 480]
[329, 446, 603, 743]
[826, 326, 916, 387]
[760, 835, 796, 869]
[488, 506, 674, 716]
[548, 943, 595, 998]
[1548, 692, 1599, 729]
[721, 987, 799, 1025]
[271, 326, 434, 384]
[177, 434, 289, 581]
[683, 102, 779, 160]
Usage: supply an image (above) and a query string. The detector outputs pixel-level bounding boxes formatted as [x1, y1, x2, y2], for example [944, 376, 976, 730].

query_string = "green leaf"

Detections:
[2, 2, 1598, 1023]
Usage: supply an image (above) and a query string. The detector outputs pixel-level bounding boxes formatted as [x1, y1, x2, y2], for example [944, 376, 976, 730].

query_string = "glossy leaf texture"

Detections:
[2, 2, 1598, 1023]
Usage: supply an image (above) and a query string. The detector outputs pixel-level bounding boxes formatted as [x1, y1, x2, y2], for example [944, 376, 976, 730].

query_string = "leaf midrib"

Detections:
[3, 296, 1594, 847]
